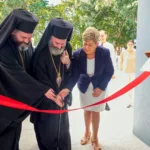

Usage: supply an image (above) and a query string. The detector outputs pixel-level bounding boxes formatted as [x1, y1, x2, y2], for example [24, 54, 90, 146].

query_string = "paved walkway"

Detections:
[20, 71, 150, 150]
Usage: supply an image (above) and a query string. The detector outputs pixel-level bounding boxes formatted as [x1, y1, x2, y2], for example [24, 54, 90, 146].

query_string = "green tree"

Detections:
[0, 0, 138, 48]
[0, 0, 50, 45]
[51, 0, 137, 49]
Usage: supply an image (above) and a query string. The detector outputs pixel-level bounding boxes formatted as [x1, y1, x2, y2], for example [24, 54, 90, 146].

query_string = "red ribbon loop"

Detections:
[0, 72, 149, 114]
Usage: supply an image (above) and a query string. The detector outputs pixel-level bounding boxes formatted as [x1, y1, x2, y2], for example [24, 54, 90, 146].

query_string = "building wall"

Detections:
[133, 0, 150, 147]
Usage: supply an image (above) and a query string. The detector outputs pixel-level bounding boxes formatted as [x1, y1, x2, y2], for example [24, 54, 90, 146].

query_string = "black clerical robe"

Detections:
[30, 43, 72, 150]
[0, 38, 50, 150]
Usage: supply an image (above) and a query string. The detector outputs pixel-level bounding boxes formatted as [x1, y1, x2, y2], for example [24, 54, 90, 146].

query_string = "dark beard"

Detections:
[11, 35, 30, 51]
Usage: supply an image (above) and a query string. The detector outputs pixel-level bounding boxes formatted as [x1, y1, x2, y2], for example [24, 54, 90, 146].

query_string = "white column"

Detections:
[133, 0, 150, 147]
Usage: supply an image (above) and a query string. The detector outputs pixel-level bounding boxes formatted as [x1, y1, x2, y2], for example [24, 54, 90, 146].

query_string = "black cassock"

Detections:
[30, 43, 72, 150]
[0, 38, 49, 150]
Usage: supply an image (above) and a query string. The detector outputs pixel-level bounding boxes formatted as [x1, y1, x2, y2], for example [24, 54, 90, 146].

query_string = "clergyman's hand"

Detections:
[58, 88, 70, 99]
[44, 89, 56, 101]
[45, 89, 64, 107]
[61, 50, 70, 65]
[55, 95, 64, 108]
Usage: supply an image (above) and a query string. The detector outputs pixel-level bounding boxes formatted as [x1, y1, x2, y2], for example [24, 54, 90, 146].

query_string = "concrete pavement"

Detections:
[20, 71, 150, 150]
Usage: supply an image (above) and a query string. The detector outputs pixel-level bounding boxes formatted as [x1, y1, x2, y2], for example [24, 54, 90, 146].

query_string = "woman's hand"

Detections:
[92, 88, 103, 97]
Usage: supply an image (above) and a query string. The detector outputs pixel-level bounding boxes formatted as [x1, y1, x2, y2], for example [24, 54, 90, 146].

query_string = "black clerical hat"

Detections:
[0, 9, 39, 48]
[14, 9, 39, 33]
[32, 18, 73, 74]
[35, 18, 73, 55]
[51, 18, 73, 40]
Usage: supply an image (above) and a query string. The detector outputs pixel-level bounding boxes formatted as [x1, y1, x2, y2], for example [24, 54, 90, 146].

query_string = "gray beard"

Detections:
[49, 44, 65, 56]
[18, 43, 30, 51]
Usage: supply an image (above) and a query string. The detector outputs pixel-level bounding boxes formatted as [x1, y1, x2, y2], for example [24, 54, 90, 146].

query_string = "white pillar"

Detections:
[133, 0, 150, 147]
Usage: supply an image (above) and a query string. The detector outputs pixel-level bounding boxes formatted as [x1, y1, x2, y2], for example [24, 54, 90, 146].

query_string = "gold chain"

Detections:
[50, 52, 61, 76]
[18, 50, 25, 70]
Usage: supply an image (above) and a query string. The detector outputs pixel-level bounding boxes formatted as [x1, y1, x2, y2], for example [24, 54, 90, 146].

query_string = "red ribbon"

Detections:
[0, 72, 150, 114]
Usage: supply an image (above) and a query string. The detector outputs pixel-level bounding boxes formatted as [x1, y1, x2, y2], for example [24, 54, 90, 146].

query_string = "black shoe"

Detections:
[105, 103, 111, 111]
[127, 105, 132, 108]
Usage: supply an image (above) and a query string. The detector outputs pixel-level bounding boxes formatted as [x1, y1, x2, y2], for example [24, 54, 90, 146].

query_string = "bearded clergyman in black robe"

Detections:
[0, 9, 61, 150]
[30, 18, 73, 150]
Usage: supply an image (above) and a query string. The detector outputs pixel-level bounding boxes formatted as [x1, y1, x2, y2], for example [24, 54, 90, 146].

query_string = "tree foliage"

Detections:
[0, 0, 138, 49]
